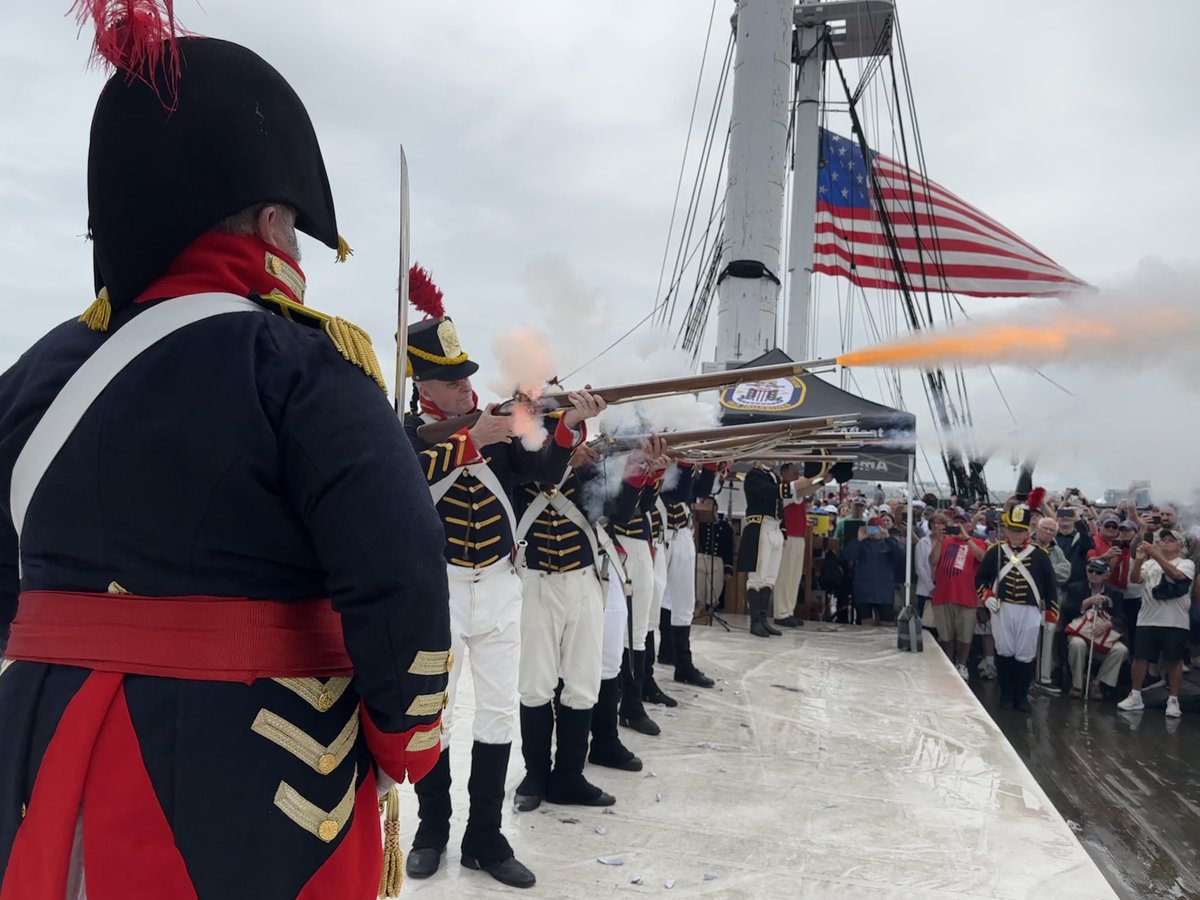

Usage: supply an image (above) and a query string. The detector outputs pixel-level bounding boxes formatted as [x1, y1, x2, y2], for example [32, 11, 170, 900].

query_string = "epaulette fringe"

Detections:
[261, 290, 386, 393]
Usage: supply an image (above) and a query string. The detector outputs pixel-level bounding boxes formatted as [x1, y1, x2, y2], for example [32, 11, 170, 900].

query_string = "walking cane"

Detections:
[1083, 607, 1097, 702]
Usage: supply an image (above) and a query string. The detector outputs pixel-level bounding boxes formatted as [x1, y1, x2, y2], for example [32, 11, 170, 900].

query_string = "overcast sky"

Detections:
[3, 1, 1199, 501]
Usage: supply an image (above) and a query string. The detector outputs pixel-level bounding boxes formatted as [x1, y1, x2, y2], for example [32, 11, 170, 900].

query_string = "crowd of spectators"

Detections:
[805, 486, 1200, 716]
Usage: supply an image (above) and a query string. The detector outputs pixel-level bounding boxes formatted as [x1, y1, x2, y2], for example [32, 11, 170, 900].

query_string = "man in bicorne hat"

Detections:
[975, 501, 1058, 713]
[403, 274, 605, 888]
[0, 7, 449, 899]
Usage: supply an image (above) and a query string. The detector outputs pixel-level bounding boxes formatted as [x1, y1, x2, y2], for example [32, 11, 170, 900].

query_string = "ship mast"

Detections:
[713, 0, 894, 369]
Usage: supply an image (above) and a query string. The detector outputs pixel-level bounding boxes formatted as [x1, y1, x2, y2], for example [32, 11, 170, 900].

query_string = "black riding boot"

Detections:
[619, 648, 660, 735]
[514, 702, 553, 812]
[672, 624, 715, 687]
[408, 748, 452, 878]
[1015, 660, 1034, 713]
[643, 631, 678, 707]
[547, 704, 616, 806]
[761, 588, 783, 635]
[461, 742, 536, 888]
[749, 589, 772, 638]
[657, 607, 675, 664]
[589, 676, 643, 770]
[996, 656, 1014, 710]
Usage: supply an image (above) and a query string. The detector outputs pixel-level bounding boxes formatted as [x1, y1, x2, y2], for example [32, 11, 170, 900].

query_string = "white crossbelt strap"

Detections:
[10, 293, 263, 545]
[429, 463, 518, 539]
[514, 470, 571, 543]
[593, 525, 630, 589]
[513, 474, 626, 583]
[997, 544, 1043, 611]
[655, 498, 671, 548]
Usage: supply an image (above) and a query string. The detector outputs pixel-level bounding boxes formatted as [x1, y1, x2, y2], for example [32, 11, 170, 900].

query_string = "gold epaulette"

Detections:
[259, 290, 387, 393]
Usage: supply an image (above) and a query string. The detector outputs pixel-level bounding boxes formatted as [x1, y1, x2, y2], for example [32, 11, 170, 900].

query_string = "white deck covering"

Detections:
[395, 620, 1117, 898]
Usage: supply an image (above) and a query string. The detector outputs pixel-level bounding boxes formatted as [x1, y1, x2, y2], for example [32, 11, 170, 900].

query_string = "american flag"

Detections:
[813, 129, 1089, 297]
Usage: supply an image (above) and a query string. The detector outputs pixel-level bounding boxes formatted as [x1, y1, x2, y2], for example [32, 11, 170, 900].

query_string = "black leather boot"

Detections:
[461, 742, 536, 888]
[672, 624, 715, 687]
[589, 677, 643, 771]
[619, 648, 660, 735]
[514, 702, 553, 812]
[408, 748, 451, 878]
[761, 588, 783, 635]
[547, 704, 616, 806]
[996, 656, 1014, 710]
[1015, 660, 1034, 713]
[643, 631, 678, 707]
[749, 589, 772, 638]
[656, 607, 675, 664]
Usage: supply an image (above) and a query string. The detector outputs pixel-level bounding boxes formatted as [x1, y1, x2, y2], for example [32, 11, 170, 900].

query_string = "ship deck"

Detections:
[395, 620, 1118, 898]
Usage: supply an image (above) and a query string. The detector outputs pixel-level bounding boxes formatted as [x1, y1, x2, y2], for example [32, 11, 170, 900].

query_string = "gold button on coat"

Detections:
[318, 819, 340, 842]
[317, 753, 338, 775]
[316, 691, 335, 712]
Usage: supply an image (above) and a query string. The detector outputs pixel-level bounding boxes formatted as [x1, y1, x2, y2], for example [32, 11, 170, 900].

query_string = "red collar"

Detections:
[135, 231, 307, 305]
[419, 392, 480, 422]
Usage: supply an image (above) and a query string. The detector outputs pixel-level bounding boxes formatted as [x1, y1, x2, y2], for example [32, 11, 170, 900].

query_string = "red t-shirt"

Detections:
[783, 501, 809, 538]
[932, 537, 986, 608]
[1088, 536, 1131, 589]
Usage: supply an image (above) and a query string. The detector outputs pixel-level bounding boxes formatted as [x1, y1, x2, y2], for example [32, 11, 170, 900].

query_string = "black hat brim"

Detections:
[413, 359, 479, 382]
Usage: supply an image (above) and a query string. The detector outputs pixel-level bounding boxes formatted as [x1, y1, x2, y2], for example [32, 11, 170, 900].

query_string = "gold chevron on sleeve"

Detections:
[405, 692, 448, 716]
[272, 676, 352, 713]
[273, 766, 358, 843]
[252, 709, 360, 776]
[408, 650, 452, 676]
[406, 723, 443, 753]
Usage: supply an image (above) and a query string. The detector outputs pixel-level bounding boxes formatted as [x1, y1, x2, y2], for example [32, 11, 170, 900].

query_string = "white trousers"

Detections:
[616, 536, 655, 651]
[601, 574, 628, 680]
[746, 518, 784, 591]
[695, 553, 723, 614]
[518, 568, 604, 709]
[662, 527, 698, 626]
[1067, 637, 1128, 690]
[652, 539, 668, 613]
[993, 602, 1041, 663]
[445, 561, 523, 745]
[774, 536, 806, 619]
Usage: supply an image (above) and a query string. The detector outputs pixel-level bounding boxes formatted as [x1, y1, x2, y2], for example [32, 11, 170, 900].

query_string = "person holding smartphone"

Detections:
[844, 518, 905, 626]
[931, 511, 987, 679]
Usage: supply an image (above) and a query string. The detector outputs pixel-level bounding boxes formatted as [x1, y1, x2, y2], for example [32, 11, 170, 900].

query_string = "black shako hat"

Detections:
[406, 266, 479, 382]
[86, 27, 339, 306]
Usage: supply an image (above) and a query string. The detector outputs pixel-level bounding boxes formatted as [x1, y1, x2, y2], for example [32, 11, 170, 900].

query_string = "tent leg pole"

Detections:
[904, 453, 915, 610]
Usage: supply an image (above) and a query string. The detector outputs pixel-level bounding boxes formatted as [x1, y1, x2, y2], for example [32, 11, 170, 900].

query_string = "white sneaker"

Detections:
[956, 664, 970, 681]
[981, 661, 997, 681]
[1117, 692, 1145, 712]
[1166, 697, 1182, 718]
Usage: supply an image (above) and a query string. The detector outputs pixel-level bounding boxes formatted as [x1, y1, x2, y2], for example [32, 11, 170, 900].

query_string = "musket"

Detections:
[586, 415, 858, 455]
[414, 358, 838, 444]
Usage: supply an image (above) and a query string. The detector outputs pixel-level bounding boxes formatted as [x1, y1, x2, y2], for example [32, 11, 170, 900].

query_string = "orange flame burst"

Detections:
[836, 305, 1189, 369]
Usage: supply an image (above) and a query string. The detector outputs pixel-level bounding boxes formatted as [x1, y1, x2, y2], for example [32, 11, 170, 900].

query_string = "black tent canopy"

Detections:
[718, 349, 916, 483]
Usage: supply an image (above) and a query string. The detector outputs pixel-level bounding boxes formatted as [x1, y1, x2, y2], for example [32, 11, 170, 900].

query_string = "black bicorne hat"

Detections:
[85, 12, 339, 307]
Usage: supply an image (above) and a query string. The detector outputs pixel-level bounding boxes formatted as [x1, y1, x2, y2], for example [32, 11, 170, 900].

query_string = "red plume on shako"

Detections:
[409, 265, 446, 321]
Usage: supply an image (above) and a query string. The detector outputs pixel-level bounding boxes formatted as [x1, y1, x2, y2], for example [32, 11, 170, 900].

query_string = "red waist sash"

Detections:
[5, 591, 353, 682]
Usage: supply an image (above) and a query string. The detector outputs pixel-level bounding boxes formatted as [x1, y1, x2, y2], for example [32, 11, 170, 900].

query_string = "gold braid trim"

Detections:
[326, 317, 387, 392]
[407, 343, 470, 367]
[79, 288, 112, 332]
[378, 787, 402, 898]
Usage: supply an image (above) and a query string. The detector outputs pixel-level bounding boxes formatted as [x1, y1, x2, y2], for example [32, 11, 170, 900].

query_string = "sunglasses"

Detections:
[1161, 534, 1180, 542]
[1101, 522, 1119, 529]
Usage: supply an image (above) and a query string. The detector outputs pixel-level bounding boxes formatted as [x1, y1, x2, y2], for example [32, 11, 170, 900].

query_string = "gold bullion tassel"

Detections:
[79, 287, 112, 332]
[335, 235, 353, 263]
[325, 317, 387, 393]
[378, 787, 402, 898]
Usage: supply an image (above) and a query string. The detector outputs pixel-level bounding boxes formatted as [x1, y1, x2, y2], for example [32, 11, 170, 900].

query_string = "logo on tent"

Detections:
[719, 376, 807, 412]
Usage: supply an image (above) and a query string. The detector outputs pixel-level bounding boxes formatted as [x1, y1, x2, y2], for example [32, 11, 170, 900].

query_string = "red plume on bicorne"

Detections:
[69, 1, 183, 104]
[1027, 486, 1046, 512]
[409, 264, 445, 320]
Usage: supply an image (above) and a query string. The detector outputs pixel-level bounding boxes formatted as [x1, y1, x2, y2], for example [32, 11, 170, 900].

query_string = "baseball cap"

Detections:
[1086, 558, 1110, 574]
[1056, 506, 1075, 517]
[1118, 519, 1138, 532]
[1159, 528, 1184, 543]
[867, 517, 884, 527]
[911, 500, 926, 510]
[1099, 513, 1120, 526]
[951, 509, 971, 523]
